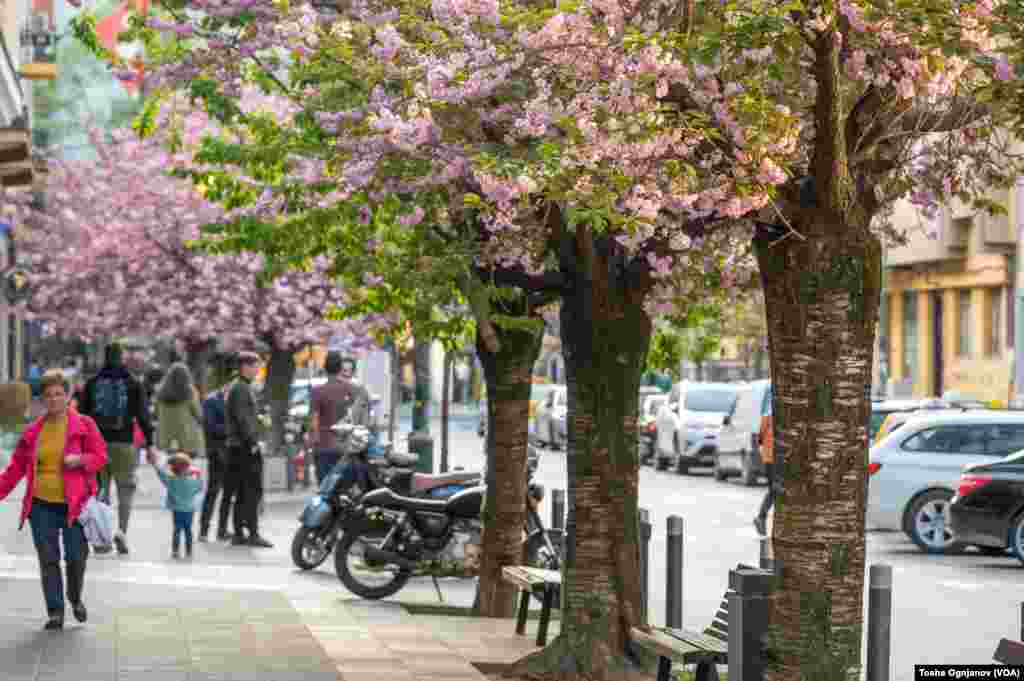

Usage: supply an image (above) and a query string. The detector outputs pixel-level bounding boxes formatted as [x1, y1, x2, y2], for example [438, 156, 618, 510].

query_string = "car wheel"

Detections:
[739, 452, 758, 487]
[1009, 512, 1024, 566]
[712, 457, 728, 482]
[906, 490, 965, 555]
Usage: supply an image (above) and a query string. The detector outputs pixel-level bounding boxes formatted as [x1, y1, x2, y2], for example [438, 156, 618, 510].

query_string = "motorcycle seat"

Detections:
[412, 471, 482, 493]
[360, 487, 450, 513]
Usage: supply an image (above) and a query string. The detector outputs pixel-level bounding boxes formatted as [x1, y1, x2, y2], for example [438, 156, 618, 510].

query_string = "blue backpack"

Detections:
[90, 377, 130, 432]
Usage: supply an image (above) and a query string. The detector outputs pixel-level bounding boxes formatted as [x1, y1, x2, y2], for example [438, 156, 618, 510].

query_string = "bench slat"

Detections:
[663, 627, 729, 656]
[631, 627, 720, 665]
[706, 618, 728, 636]
[703, 627, 728, 644]
[501, 566, 561, 590]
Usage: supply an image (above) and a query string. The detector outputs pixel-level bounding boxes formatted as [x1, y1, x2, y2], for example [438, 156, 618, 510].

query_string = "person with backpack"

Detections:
[78, 343, 153, 556]
[199, 384, 232, 542]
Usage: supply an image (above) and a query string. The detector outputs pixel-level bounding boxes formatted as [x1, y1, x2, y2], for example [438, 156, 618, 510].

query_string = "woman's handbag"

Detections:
[80, 496, 116, 548]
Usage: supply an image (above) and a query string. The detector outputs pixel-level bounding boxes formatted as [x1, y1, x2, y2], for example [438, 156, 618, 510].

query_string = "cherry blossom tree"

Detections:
[67, 0, 1024, 677]
[7, 123, 387, 452]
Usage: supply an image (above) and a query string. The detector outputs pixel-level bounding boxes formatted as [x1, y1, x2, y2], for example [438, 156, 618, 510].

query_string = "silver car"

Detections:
[655, 382, 739, 474]
[868, 410, 1024, 554]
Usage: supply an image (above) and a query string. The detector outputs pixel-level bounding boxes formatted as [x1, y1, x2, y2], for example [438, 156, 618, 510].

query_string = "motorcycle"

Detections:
[523, 446, 562, 571]
[290, 422, 483, 571]
[334, 447, 562, 600]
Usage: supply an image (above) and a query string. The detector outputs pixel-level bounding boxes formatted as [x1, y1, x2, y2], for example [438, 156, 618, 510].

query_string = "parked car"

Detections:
[867, 411, 1024, 554]
[655, 382, 739, 474]
[875, 406, 993, 443]
[870, 398, 946, 444]
[534, 385, 567, 449]
[950, 449, 1024, 560]
[638, 393, 668, 465]
[714, 380, 772, 485]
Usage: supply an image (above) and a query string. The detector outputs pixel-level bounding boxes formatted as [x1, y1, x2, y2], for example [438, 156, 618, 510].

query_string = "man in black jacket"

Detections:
[199, 384, 231, 542]
[225, 352, 272, 548]
[79, 343, 153, 555]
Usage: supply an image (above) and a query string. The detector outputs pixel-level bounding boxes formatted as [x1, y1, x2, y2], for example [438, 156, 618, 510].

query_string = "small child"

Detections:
[147, 450, 205, 559]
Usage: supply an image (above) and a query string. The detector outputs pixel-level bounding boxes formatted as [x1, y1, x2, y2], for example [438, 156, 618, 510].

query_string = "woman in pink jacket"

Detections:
[0, 370, 108, 630]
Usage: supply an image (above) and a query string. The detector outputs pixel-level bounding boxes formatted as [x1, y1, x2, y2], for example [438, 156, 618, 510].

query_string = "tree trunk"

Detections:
[754, 218, 882, 680]
[515, 230, 651, 680]
[473, 320, 543, 618]
[184, 338, 216, 395]
[264, 345, 297, 459]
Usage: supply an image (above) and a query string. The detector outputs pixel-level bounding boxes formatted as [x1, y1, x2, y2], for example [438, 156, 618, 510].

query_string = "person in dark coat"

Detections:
[225, 352, 271, 548]
[199, 384, 232, 541]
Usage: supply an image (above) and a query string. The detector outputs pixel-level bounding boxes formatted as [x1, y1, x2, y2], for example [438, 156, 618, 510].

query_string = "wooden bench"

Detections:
[994, 638, 1024, 664]
[631, 563, 757, 681]
[502, 565, 561, 647]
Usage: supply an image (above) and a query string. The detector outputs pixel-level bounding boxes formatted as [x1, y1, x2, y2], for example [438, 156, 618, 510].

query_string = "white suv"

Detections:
[868, 410, 1024, 554]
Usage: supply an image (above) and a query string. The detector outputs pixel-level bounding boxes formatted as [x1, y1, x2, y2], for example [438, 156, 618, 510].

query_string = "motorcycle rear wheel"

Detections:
[335, 529, 412, 599]
[291, 526, 333, 571]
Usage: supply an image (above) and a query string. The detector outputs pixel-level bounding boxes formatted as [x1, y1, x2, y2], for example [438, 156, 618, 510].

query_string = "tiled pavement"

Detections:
[0, 574, 555, 681]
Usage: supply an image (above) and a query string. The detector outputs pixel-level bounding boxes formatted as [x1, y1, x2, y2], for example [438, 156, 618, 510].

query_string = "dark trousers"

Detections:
[28, 499, 89, 615]
[757, 463, 776, 522]
[172, 511, 194, 552]
[229, 445, 263, 537]
[200, 444, 229, 535]
[315, 448, 342, 486]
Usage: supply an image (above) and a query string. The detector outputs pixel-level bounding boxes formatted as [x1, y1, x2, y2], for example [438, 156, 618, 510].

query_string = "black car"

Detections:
[950, 449, 1024, 562]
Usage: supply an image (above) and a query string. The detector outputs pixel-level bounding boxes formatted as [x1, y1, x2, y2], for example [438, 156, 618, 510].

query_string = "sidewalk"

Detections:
[0, 569, 556, 681]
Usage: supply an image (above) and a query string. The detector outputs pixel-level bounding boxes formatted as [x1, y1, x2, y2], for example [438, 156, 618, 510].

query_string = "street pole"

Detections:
[1015, 177, 1024, 405]
[408, 336, 434, 473]
[388, 340, 399, 445]
[441, 349, 451, 473]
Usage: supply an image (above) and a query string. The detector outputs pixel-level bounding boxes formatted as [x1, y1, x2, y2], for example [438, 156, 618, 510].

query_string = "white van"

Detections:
[714, 380, 772, 486]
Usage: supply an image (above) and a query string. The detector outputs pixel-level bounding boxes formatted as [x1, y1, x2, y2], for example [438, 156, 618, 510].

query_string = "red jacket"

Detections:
[0, 410, 108, 529]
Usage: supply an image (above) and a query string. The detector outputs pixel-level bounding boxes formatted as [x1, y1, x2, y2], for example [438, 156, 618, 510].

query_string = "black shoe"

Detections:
[44, 614, 63, 630]
[217, 531, 231, 541]
[753, 516, 766, 537]
[248, 536, 273, 549]
[71, 602, 87, 623]
[114, 534, 129, 555]
[93, 543, 112, 555]
[231, 536, 249, 546]
[198, 532, 209, 543]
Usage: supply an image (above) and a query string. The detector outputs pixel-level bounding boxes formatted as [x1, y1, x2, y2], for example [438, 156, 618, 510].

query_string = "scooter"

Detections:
[291, 422, 483, 571]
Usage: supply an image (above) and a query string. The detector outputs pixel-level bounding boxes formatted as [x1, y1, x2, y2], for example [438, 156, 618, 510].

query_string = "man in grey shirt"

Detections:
[225, 352, 272, 548]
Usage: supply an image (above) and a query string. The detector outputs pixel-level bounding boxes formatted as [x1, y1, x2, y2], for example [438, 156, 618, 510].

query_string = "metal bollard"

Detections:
[866, 564, 893, 681]
[638, 508, 652, 625]
[728, 568, 774, 681]
[666, 515, 684, 629]
[551, 489, 565, 531]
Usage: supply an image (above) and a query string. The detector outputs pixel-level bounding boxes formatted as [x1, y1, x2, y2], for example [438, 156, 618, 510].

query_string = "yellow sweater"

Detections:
[35, 417, 67, 504]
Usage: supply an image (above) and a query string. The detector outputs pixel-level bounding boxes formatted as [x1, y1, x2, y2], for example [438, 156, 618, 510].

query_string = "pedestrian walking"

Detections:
[78, 343, 153, 555]
[753, 405, 775, 537]
[146, 450, 204, 559]
[155, 363, 206, 461]
[0, 370, 108, 630]
[199, 384, 232, 542]
[309, 352, 361, 485]
[226, 352, 272, 548]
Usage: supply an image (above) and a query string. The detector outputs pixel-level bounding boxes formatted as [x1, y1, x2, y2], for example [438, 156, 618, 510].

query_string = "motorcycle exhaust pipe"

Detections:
[363, 546, 418, 571]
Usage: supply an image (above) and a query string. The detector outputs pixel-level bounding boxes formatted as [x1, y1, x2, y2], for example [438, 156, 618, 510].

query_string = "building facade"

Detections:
[881, 184, 1020, 403]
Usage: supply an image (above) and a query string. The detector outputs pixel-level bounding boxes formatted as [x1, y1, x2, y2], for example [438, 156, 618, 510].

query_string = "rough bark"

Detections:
[474, 320, 543, 618]
[264, 345, 297, 458]
[754, 214, 882, 681]
[514, 226, 651, 680]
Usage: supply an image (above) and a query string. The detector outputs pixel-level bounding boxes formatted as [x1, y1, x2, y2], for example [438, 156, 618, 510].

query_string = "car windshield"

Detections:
[684, 388, 737, 413]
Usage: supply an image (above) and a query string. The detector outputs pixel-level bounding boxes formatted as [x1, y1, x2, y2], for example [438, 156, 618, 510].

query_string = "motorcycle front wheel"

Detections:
[334, 528, 412, 599]
[291, 526, 334, 570]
